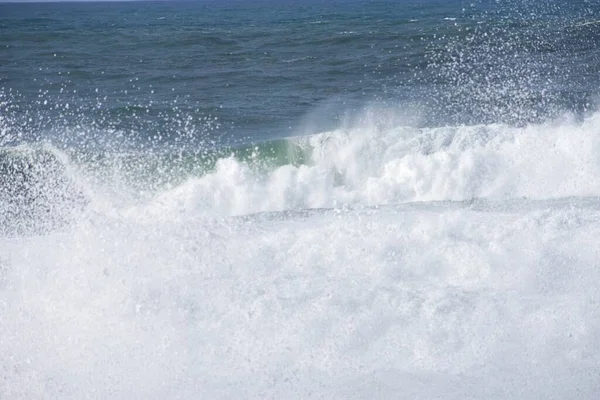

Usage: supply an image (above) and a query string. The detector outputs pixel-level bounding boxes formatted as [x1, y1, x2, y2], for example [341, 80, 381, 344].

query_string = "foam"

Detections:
[134, 109, 600, 219]
[2, 200, 600, 398]
[3, 110, 600, 398]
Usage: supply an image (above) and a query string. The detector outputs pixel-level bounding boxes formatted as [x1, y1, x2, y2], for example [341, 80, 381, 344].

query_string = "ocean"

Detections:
[1, 0, 600, 398]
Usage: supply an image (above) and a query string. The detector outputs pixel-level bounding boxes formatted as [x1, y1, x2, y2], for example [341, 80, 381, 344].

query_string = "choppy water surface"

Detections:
[1, 0, 600, 398]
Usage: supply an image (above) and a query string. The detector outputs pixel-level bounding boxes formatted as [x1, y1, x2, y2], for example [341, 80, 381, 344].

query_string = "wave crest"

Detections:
[126, 109, 600, 219]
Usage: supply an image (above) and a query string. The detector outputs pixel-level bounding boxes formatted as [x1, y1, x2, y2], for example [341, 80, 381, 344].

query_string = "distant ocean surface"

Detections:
[2, 0, 600, 398]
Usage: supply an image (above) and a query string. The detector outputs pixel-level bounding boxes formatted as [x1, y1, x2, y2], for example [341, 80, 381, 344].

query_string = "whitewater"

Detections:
[3, 0, 600, 397]
[2, 107, 600, 398]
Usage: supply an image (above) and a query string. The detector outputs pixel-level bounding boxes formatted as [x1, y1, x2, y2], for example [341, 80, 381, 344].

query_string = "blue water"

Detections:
[2, 0, 599, 147]
[2, 1, 600, 398]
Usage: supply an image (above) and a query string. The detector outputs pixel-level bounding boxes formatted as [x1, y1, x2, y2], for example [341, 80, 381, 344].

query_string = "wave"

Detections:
[130, 108, 600, 219]
[2, 1, 600, 396]
[3, 164, 600, 398]
[4, 106, 600, 231]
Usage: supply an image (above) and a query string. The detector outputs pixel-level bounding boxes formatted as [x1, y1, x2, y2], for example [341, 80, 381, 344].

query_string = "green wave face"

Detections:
[63, 137, 313, 195]
[0, 136, 313, 234]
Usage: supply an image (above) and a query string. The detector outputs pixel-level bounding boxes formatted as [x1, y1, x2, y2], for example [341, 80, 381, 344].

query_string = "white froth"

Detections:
[3, 111, 600, 398]
[135, 110, 600, 219]
[2, 202, 600, 398]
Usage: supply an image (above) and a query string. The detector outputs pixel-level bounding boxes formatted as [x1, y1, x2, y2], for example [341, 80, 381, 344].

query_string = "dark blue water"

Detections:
[2, 0, 599, 150]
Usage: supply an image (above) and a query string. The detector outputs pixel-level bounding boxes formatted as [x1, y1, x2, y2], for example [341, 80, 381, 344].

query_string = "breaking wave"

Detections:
[2, 109, 600, 399]
[131, 108, 600, 219]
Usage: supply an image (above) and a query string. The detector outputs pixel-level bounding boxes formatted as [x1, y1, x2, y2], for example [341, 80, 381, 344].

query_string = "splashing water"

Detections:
[2, 0, 600, 398]
[2, 107, 600, 398]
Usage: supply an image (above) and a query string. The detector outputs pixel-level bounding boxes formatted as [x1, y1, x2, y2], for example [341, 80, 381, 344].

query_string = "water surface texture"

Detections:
[1, 0, 600, 398]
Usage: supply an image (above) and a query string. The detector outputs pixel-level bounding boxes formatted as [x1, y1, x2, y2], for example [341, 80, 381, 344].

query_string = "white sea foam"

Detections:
[2, 109, 600, 398]
[135, 109, 600, 219]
